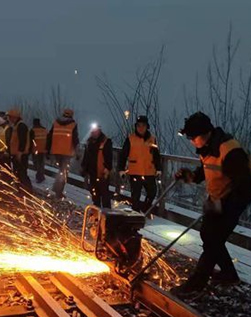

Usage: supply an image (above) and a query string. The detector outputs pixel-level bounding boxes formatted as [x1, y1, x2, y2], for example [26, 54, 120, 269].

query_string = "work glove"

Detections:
[175, 168, 194, 183]
[203, 196, 222, 214]
[119, 171, 127, 179]
[156, 171, 162, 178]
[103, 168, 110, 179]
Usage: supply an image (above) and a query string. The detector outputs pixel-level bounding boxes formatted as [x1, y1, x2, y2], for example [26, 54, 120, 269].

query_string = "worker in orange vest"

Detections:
[81, 124, 113, 208]
[6, 109, 32, 191]
[171, 112, 251, 299]
[30, 118, 48, 183]
[47, 109, 79, 199]
[119, 115, 161, 213]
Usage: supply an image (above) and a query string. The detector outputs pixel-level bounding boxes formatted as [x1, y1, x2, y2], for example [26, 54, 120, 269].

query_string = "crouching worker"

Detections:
[171, 112, 251, 299]
[81, 124, 113, 208]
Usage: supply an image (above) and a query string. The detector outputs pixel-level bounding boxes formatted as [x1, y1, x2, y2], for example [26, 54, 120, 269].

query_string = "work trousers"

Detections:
[52, 155, 71, 198]
[32, 153, 45, 182]
[129, 175, 157, 213]
[194, 198, 250, 285]
[89, 176, 111, 208]
[12, 154, 32, 192]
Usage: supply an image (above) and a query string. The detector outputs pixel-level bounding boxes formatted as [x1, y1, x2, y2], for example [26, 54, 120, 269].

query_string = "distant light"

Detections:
[178, 131, 183, 137]
[91, 122, 98, 130]
[124, 110, 130, 120]
[74, 69, 78, 75]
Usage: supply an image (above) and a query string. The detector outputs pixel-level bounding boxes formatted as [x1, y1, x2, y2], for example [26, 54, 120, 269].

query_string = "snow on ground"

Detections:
[28, 168, 251, 284]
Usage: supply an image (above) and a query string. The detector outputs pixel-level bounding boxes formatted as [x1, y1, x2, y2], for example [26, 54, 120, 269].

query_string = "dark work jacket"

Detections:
[81, 132, 113, 178]
[193, 127, 251, 206]
[119, 130, 161, 172]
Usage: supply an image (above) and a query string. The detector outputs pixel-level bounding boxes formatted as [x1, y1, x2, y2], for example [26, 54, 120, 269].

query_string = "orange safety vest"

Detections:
[32, 127, 48, 154]
[201, 139, 241, 201]
[10, 121, 30, 155]
[128, 133, 157, 176]
[97, 137, 108, 178]
[51, 121, 76, 156]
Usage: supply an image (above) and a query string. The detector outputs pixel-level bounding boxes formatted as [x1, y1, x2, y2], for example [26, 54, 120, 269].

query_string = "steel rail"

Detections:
[133, 281, 203, 317]
[52, 272, 123, 317]
[15, 273, 69, 317]
[13, 272, 124, 317]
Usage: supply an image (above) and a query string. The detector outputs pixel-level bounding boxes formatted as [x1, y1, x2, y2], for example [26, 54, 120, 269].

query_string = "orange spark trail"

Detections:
[0, 165, 109, 275]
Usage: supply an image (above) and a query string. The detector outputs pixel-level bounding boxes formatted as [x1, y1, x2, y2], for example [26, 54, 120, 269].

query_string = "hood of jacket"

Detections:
[196, 127, 233, 158]
[56, 116, 75, 126]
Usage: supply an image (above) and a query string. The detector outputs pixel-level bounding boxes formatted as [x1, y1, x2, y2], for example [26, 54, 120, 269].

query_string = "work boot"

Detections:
[170, 274, 207, 299]
[55, 192, 66, 199]
[211, 271, 240, 286]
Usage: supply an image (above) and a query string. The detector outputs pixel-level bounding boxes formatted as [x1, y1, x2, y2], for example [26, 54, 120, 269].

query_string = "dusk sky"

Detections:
[0, 0, 251, 136]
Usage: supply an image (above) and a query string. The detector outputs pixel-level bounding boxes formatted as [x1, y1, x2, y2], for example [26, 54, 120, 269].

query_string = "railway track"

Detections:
[0, 272, 124, 317]
[0, 271, 202, 317]
[0, 166, 204, 317]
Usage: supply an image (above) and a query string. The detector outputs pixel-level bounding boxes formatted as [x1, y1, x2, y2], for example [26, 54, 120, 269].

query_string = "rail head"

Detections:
[132, 280, 203, 317]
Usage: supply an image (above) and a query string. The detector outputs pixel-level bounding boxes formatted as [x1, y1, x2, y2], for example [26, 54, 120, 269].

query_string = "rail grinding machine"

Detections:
[81, 205, 145, 276]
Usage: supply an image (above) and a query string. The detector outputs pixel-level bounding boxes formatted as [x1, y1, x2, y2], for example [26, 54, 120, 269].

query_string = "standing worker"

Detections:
[30, 118, 48, 183]
[119, 115, 161, 213]
[47, 109, 79, 199]
[6, 109, 32, 191]
[171, 112, 251, 298]
[81, 123, 113, 208]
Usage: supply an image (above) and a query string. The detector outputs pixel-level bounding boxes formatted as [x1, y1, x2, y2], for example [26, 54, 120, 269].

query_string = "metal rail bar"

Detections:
[50, 275, 96, 317]
[133, 281, 203, 317]
[54, 272, 123, 317]
[15, 273, 69, 317]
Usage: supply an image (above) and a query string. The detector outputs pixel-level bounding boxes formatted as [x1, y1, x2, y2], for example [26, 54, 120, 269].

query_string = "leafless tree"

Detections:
[183, 23, 251, 152]
[96, 46, 168, 151]
[6, 84, 74, 129]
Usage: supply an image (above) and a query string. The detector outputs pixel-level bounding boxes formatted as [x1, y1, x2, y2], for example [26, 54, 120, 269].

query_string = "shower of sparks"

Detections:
[109, 195, 180, 286]
[0, 139, 8, 151]
[0, 165, 109, 276]
[141, 239, 180, 286]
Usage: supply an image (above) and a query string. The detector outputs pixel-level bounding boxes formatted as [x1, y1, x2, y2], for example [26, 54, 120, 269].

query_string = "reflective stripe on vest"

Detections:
[0, 125, 9, 152]
[97, 137, 108, 178]
[32, 127, 48, 154]
[201, 139, 241, 200]
[51, 121, 76, 156]
[128, 133, 157, 176]
[10, 121, 30, 155]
